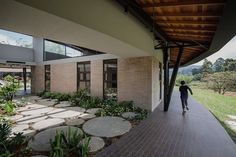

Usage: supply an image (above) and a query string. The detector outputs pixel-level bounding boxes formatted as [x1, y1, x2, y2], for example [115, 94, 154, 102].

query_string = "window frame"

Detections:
[44, 65, 50, 92]
[77, 61, 91, 92]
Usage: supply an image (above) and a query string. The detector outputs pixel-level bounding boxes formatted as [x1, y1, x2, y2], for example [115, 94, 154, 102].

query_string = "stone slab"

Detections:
[49, 110, 81, 119]
[12, 124, 29, 133]
[79, 113, 96, 120]
[66, 118, 85, 126]
[21, 129, 36, 139]
[35, 99, 56, 107]
[32, 118, 65, 131]
[86, 108, 102, 114]
[28, 126, 83, 152]
[228, 115, 236, 121]
[55, 103, 71, 108]
[84, 136, 105, 153]
[17, 115, 48, 124]
[122, 112, 137, 119]
[83, 116, 131, 138]
[66, 107, 86, 113]
[225, 120, 236, 126]
[8, 114, 24, 122]
[20, 107, 54, 116]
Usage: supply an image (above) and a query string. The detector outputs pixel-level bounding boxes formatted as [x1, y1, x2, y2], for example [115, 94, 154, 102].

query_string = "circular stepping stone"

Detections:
[122, 112, 137, 119]
[66, 107, 86, 113]
[82, 136, 105, 153]
[17, 115, 48, 124]
[83, 117, 131, 138]
[28, 126, 83, 152]
[49, 110, 81, 119]
[86, 108, 102, 114]
[21, 129, 36, 139]
[21, 107, 54, 116]
[79, 113, 96, 120]
[12, 124, 29, 133]
[66, 118, 85, 126]
[32, 118, 65, 131]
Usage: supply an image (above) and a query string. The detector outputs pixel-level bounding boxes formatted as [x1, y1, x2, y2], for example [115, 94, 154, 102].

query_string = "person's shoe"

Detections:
[186, 106, 189, 110]
[182, 110, 186, 115]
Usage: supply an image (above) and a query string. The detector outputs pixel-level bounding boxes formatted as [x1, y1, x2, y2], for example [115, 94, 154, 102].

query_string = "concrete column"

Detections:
[33, 37, 44, 63]
[23, 67, 27, 92]
[90, 60, 103, 98]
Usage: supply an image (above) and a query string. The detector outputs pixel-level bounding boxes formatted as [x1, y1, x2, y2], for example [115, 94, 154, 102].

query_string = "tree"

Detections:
[201, 59, 213, 79]
[192, 68, 201, 75]
[213, 57, 224, 72]
[204, 72, 236, 94]
[175, 75, 193, 86]
[223, 58, 236, 71]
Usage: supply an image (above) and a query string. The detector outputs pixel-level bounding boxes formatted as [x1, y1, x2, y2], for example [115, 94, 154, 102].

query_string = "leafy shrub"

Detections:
[0, 122, 26, 157]
[0, 101, 15, 115]
[70, 89, 91, 106]
[0, 75, 21, 101]
[50, 127, 90, 157]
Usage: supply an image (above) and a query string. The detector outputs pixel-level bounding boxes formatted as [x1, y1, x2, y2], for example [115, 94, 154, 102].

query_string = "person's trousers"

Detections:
[180, 96, 188, 110]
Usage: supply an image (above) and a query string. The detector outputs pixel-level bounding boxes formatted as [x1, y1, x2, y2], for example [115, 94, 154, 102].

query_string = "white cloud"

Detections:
[194, 36, 236, 65]
[0, 34, 17, 45]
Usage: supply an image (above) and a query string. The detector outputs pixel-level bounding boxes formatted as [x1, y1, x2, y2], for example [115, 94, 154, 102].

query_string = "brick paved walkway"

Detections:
[96, 92, 236, 157]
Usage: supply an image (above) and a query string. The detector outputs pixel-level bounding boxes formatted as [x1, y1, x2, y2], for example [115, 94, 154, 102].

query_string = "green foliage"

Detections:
[213, 57, 224, 72]
[50, 128, 90, 157]
[175, 75, 193, 86]
[204, 72, 236, 94]
[0, 75, 21, 101]
[0, 101, 15, 115]
[0, 122, 26, 157]
[39, 91, 71, 101]
[201, 59, 213, 78]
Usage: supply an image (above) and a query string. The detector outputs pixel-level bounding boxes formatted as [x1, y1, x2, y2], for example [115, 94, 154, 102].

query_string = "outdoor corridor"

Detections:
[96, 92, 236, 157]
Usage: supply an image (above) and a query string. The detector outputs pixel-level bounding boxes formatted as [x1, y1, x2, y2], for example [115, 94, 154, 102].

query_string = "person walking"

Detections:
[179, 80, 193, 114]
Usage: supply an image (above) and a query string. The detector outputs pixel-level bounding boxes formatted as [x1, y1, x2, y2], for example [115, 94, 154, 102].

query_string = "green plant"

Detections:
[50, 127, 90, 157]
[50, 132, 64, 157]
[0, 75, 21, 101]
[0, 101, 15, 115]
[0, 122, 26, 157]
[70, 89, 91, 106]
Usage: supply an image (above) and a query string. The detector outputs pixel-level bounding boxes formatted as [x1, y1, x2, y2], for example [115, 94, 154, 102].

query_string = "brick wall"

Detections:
[117, 57, 153, 111]
[31, 65, 44, 94]
[50, 62, 77, 93]
[91, 60, 103, 98]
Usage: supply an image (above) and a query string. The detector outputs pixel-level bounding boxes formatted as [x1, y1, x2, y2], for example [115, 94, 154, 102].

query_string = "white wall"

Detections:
[0, 43, 34, 63]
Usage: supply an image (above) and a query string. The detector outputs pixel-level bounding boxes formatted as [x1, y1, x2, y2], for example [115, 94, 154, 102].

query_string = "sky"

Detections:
[194, 36, 236, 65]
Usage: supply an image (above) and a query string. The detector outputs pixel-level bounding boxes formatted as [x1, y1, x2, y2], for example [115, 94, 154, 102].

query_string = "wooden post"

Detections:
[167, 46, 184, 107]
[163, 47, 169, 111]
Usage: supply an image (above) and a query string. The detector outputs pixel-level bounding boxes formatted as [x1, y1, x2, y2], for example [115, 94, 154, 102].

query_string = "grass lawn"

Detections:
[191, 87, 236, 143]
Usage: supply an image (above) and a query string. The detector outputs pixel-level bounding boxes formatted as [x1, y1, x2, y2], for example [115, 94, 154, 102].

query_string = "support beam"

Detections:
[166, 46, 184, 110]
[163, 47, 169, 112]
[23, 67, 27, 92]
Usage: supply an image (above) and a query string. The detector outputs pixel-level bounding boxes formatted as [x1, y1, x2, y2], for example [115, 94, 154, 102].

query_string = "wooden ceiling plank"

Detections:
[156, 20, 218, 25]
[149, 12, 221, 17]
[142, 0, 225, 8]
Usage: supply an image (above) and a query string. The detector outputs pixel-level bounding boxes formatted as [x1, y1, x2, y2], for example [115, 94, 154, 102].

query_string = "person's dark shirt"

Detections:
[179, 85, 192, 98]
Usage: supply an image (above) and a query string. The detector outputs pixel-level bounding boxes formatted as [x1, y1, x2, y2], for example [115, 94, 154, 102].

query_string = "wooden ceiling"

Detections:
[135, 0, 226, 66]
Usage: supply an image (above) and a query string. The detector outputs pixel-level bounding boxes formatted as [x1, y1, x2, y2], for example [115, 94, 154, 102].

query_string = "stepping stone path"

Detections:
[49, 110, 82, 119]
[21, 107, 54, 116]
[86, 108, 102, 114]
[35, 99, 56, 107]
[66, 107, 86, 113]
[82, 136, 105, 153]
[122, 112, 137, 119]
[28, 126, 83, 152]
[32, 118, 65, 131]
[8, 114, 23, 122]
[12, 124, 29, 133]
[79, 113, 96, 120]
[20, 129, 36, 139]
[55, 101, 71, 108]
[16, 115, 48, 124]
[226, 115, 236, 132]
[83, 116, 131, 138]
[66, 118, 85, 126]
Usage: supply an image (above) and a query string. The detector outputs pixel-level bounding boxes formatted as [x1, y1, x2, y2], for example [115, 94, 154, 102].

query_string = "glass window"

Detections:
[103, 59, 117, 100]
[45, 65, 50, 92]
[0, 29, 33, 48]
[77, 62, 90, 91]
[66, 47, 82, 57]
[44, 40, 65, 55]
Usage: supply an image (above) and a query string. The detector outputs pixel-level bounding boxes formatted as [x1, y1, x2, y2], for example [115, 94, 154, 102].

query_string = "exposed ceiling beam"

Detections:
[142, 0, 225, 8]
[156, 20, 218, 25]
[115, 0, 169, 43]
[162, 26, 217, 31]
[149, 12, 221, 17]
[166, 31, 214, 36]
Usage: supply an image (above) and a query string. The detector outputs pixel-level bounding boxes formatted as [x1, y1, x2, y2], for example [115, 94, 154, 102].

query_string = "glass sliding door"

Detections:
[45, 65, 50, 92]
[77, 62, 91, 91]
[103, 59, 117, 100]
